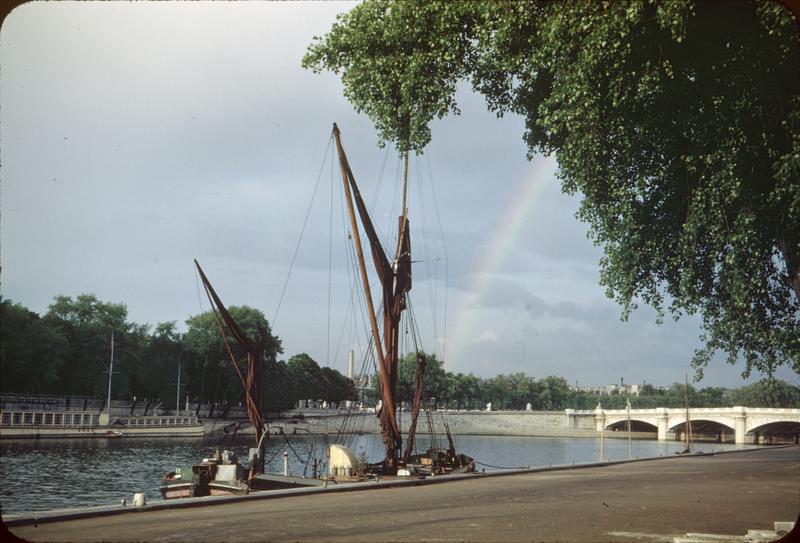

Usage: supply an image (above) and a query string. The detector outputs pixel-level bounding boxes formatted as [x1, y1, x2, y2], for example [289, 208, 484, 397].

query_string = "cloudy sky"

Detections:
[1, 2, 794, 389]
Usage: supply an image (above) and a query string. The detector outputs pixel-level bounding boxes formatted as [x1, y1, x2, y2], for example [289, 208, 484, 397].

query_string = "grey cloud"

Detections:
[4, 2, 791, 389]
[469, 278, 548, 318]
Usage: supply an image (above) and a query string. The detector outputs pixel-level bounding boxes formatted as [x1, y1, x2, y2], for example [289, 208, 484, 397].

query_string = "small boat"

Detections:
[103, 430, 123, 438]
[160, 449, 249, 499]
[161, 261, 310, 499]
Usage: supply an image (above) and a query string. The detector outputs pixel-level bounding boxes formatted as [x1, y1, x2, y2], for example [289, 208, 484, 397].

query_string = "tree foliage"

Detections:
[397, 352, 448, 405]
[40, 294, 149, 398]
[729, 378, 800, 408]
[1, 299, 67, 393]
[303, 0, 480, 152]
[4, 296, 799, 409]
[304, 0, 800, 377]
[0, 295, 357, 411]
[183, 306, 282, 407]
[288, 353, 324, 400]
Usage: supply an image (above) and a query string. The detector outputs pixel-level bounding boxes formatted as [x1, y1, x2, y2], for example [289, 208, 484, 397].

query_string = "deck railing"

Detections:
[117, 416, 199, 427]
[0, 410, 100, 427]
[0, 410, 200, 428]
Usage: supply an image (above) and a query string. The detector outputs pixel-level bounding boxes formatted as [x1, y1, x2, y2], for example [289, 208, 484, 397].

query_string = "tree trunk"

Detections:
[778, 233, 800, 304]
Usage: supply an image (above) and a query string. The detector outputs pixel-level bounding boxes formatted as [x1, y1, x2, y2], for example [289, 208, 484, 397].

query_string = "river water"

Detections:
[0, 434, 758, 515]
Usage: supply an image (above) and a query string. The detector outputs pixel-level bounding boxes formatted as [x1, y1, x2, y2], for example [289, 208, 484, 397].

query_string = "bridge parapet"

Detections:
[573, 406, 800, 444]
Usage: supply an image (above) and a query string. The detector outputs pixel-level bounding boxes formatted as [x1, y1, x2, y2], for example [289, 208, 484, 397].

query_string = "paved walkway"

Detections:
[7, 447, 799, 542]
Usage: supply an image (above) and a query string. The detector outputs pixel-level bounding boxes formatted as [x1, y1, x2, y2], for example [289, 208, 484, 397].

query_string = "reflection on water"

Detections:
[0, 433, 758, 515]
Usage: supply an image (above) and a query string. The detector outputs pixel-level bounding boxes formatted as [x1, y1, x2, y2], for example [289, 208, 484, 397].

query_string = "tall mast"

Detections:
[332, 124, 386, 368]
[684, 373, 690, 451]
[332, 123, 408, 471]
[400, 150, 409, 220]
[394, 149, 410, 264]
[106, 332, 115, 414]
[176, 360, 182, 415]
[626, 397, 632, 459]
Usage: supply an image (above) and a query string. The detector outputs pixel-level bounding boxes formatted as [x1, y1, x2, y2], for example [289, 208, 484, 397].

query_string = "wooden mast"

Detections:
[682, 373, 691, 454]
[332, 123, 404, 471]
[331, 124, 430, 472]
[395, 149, 410, 262]
[332, 124, 386, 369]
[684, 373, 691, 452]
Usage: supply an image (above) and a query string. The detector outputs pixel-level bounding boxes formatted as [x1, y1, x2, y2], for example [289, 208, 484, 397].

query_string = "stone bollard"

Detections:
[132, 493, 146, 507]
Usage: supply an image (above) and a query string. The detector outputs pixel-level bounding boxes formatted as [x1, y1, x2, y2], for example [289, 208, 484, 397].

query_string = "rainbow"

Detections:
[446, 159, 556, 368]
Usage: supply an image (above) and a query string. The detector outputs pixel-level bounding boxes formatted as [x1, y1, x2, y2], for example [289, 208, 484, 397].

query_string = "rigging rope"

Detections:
[327, 150, 335, 367]
[194, 266, 207, 314]
[425, 152, 449, 365]
[413, 155, 439, 354]
[272, 132, 333, 327]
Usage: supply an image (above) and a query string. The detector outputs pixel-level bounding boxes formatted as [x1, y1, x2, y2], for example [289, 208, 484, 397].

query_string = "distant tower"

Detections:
[348, 350, 355, 380]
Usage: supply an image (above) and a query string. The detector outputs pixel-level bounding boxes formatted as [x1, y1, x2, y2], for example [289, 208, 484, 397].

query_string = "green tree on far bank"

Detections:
[3, 296, 799, 410]
[0, 299, 68, 394]
[287, 353, 355, 406]
[42, 294, 148, 400]
[730, 379, 800, 408]
[183, 305, 282, 410]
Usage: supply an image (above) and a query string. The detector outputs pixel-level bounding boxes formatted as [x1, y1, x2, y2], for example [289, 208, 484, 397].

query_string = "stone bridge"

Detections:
[568, 406, 800, 444]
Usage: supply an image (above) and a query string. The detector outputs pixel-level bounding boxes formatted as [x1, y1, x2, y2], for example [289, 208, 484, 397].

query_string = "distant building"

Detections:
[571, 383, 641, 397]
[352, 373, 373, 402]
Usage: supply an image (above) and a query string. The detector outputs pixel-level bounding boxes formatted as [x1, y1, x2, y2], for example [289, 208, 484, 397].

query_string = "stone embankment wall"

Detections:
[217, 410, 648, 439]
[2, 397, 611, 439]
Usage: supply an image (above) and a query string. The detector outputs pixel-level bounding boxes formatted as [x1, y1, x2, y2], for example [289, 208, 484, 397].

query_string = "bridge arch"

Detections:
[605, 419, 658, 433]
[747, 421, 800, 444]
[668, 419, 736, 443]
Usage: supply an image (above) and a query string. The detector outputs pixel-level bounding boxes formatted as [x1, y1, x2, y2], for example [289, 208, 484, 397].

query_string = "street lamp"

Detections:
[626, 398, 633, 459]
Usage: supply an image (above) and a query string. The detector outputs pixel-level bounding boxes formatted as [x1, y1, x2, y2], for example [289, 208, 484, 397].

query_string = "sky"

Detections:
[1, 1, 795, 389]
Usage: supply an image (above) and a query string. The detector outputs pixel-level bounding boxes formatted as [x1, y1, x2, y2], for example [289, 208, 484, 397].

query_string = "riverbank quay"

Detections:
[5, 404, 797, 443]
[0, 410, 642, 441]
[6, 446, 798, 542]
[244, 410, 656, 441]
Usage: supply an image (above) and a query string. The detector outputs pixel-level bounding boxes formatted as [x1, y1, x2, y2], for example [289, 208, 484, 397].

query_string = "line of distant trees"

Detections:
[388, 353, 800, 411]
[2, 295, 799, 413]
[0, 295, 351, 413]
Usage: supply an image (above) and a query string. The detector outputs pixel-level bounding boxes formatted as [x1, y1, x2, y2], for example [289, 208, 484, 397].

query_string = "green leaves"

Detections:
[1, 299, 68, 394]
[730, 378, 800, 408]
[307, 0, 800, 377]
[303, 0, 485, 153]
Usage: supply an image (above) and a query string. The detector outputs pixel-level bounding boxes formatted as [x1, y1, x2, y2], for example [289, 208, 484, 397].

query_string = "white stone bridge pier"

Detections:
[568, 406, 800, 444]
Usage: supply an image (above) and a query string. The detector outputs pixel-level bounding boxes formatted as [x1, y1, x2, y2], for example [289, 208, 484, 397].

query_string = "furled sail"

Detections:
[333, 123, 416, 472]
[194, 259, 266, 475]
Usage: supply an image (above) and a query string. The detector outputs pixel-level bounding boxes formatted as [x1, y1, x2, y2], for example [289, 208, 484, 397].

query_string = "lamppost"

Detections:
[626, 397, 632, 459]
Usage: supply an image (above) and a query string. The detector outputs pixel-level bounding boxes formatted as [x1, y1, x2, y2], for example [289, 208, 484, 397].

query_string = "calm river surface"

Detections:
[0, 434, 758, 515]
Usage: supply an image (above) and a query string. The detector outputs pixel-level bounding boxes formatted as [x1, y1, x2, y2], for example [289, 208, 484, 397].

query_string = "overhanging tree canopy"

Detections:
[304, 0, 800, 377]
